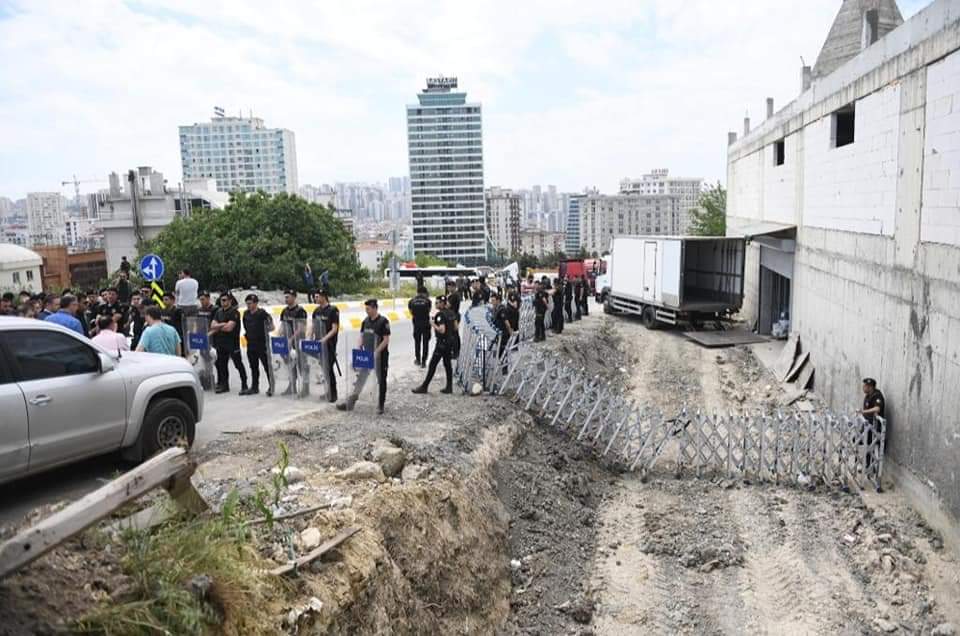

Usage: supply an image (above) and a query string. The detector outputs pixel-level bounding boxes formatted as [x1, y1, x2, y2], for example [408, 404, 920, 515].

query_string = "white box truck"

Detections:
[604, 235, 745, 328]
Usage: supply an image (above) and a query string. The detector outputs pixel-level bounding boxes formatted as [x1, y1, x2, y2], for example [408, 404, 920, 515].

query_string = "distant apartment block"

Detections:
[620, 169, 702, 233]
[564, 194, 584, 254]
[407, 77, 486, 264]
[179, 109, 298, 194]
[579, 193, 681, 254]
[485, 187, 521, 257]
[26, 192, 66, 247]
[519, 229, 565, 259]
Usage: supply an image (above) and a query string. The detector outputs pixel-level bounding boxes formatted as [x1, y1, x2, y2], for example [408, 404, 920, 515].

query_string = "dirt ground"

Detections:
[1, 311, 957, 635]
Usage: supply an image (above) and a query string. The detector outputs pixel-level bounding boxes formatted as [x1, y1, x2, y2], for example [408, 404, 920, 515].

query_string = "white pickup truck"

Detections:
[0, 317, 203, 485]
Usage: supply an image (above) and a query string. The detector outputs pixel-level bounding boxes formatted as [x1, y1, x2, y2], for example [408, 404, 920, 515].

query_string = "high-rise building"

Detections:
[407, 76, 486, 263]
[619, 169, 702, 233]
[519, 229, 566, 259]
[485, 187, 522, 258]
[179, 109, 298, 195]
[564, 194, 584, 254]
[579, 193, 681, 254]
[26, 192, 66, 246]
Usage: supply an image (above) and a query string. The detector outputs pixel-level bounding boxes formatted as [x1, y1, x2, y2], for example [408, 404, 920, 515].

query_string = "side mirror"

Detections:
[98, 352, 116, 373]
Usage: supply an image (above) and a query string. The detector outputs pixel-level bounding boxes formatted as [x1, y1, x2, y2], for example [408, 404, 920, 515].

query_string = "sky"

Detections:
[0, 0, 927, 200]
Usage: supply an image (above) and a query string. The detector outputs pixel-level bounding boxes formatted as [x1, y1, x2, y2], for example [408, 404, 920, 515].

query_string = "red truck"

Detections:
[558, 258, 605, 293]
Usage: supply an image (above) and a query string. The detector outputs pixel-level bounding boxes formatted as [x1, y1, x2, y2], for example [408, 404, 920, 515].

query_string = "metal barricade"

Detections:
[183, 316, 214, 391]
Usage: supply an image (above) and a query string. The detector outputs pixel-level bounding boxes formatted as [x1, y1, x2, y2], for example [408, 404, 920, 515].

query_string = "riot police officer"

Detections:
[279, 290, 308, 395]
[551, 277, 565, 334]
[533, 281, 548, 342]
[408, 287, 432, 368]
[412, 295, 454, 395]
[311, 290, 340, 403]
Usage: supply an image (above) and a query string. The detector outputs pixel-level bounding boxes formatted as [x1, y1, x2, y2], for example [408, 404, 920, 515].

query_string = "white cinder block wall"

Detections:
[727, 2, 960, 531]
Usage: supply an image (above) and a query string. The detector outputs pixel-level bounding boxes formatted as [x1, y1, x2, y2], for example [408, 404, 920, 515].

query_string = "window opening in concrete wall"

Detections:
[831, 103, 856, 148]
[863, 9, 880, 47]
[774, 139, 786, 166]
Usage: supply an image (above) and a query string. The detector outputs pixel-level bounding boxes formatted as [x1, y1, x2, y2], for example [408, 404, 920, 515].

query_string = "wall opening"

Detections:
[758, 265, 791, 335]
[831, 103, 856, 148]
[863, 9, 880, 47]
[774, 139, 786, 166]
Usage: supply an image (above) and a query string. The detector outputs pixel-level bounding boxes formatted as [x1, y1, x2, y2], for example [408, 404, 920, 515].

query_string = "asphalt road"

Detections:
[0, 318, 424, 525]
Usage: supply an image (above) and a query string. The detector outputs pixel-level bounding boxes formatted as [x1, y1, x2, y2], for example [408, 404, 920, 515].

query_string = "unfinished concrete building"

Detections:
[727, 0, 960, 532]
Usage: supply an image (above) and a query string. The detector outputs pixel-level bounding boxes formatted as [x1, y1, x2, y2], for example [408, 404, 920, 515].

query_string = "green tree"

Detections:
[689, 182, 727, 236]
[414, 252, 448, 267]
[139, 192, 365, 293]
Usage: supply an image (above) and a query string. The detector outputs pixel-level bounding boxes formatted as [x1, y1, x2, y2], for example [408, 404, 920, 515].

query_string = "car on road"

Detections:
[0, 317, 203, 485]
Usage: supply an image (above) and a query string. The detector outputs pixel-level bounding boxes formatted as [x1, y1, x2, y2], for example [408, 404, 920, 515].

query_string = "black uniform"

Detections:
[99, 301, 128, 333]
[563, 280, 574, 322]
[243, 308, 274, 394]
[493, 303, 515, 363]
[573, 280, 583, 321]
[533, 290, 548, 342]
[361, 314, 391, 410]
[551, 287, 564, 334]
[117, 278, 132, 304]
[446, 291, 461, 357]
[129, 306, 146, 350]
[578, 279, 590, 316]
[161, 305, 185, 355]
[408, 295, 432, 365]
[212, 305, 247, 391]
[279, 304, 308, 394]
[312, 304, 340, 402]
[471, 287, 484, 307]
[862, 388, 885, 468]
[421, 309, 454, 391]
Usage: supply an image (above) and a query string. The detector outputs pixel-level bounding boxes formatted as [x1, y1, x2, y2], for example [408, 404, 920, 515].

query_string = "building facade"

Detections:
[97, 167, 228, 272]
[355, 240, 392, 272]
[179, 111, 298, 194]
[564, 194, 584, 254]
[407, 77, 486, 264]
[0, 244, 42, 292]
[485, 187, 522, 258]
[26, 192, 66, 247]
[619, 170, 703, 234]
[519, 229, 565, 259]
[578, 193, 682, 254]
[726, 0, 960, 529]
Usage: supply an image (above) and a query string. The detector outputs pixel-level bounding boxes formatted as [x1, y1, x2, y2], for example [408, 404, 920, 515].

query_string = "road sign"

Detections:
[140, 254, 165, 282]
[150, 281, 166, 309]
[352, 348, 374, 370]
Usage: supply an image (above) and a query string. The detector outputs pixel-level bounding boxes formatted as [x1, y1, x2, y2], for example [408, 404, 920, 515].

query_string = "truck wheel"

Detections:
[642, 306, 659, 330]
[140, 398, 196, 458]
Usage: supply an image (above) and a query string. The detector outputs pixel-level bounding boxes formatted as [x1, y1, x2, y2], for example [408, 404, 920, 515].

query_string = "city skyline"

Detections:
[0, 0, 927, 200]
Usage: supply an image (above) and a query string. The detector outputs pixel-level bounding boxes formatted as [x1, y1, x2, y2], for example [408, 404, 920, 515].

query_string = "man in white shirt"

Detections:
[175, 269, 200, 315]
[91, 315, 129, 356]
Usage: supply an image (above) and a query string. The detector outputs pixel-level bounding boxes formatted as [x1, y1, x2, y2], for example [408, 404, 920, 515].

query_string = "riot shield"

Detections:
[301, 316, 331, 402]
[272, 317, 308, 398]
[343, 330, 379, 408]
[184, 316, 215, 391]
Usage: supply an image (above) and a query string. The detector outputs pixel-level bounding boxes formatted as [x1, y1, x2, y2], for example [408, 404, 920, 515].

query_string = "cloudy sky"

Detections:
[0, 0, 926, 200]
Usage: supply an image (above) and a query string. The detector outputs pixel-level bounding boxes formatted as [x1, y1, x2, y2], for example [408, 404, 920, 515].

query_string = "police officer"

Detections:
[279, 290, 308, 395]
[446, 280, 461, 316]
[858, 378, 886, 468]
[551, 277, 565, 334]
[161, 291, 184, 355]
[578, 275, 590, 317]
[491, 292, 516, 365]
[408, 287, 432, 368]
[563, 276, 574, 322]
[339, 299, 391, 414]
[533, 281, 548, 342]
[209, 293, 248, 394]
[573, 277, 583, 321]
[243, 293, 274, 396]
[412, 294, 454, 395]
[445, 280, 462, 359]
[470, 278, 484, 307]
[311, 290, 340, 403]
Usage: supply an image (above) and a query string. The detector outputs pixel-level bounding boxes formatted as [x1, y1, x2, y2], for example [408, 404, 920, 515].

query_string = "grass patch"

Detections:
[74, 493, 284, 635]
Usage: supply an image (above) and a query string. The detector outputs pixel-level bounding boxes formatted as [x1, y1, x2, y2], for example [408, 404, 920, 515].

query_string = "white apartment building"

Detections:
[355, 240, 392, 272]
[485, 187, 522, 257]
[179, 111, 298, 195]
[26, 192, 66, 247]
[620, 169, 703, 233]
[519, 229, 565, 259]
[579, 193, 682, 254]
[726, 0, 960, 532]
[407, 77, 486, 264]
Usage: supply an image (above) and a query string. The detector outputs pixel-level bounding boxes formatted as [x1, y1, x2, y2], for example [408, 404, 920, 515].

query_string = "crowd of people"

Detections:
[1, 265, 596, 416]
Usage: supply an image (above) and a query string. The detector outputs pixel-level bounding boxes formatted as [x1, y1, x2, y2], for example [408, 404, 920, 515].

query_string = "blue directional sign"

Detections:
[140, 254, 165, 282]
[271, 336, 289, 356]
[300, 339, 321, 355]
[188, 332, 209, 351]
[352, 348, 374, 370]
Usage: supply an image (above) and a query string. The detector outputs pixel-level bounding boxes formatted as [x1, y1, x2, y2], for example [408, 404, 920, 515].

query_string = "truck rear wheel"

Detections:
[642, 306, 659, 330]
[140, 398, 196, 458]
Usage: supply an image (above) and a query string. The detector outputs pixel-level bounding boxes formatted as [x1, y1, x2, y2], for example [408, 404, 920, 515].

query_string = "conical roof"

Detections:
[812, 0, 903, 79]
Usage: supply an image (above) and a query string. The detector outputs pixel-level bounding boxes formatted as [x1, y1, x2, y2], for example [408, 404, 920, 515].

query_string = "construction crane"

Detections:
[61, 175, 105, 205]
